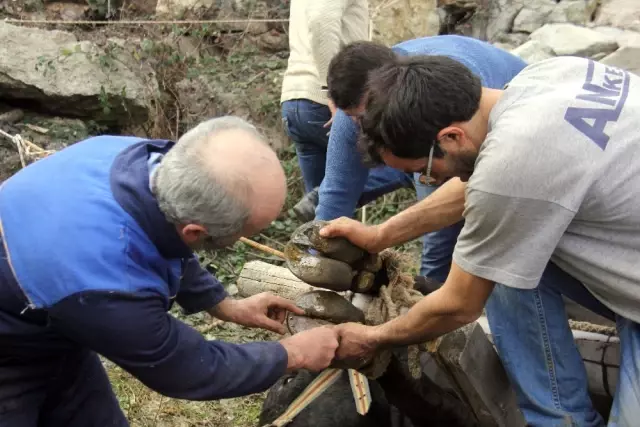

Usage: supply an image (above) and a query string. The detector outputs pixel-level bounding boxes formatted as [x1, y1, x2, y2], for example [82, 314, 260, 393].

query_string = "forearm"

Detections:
[373, 286, 478, 347]
[378, 178, 466, 249]
[372, 262, 493, 347]
[176, 255, 228, 315]
[50, 293, 288, 401]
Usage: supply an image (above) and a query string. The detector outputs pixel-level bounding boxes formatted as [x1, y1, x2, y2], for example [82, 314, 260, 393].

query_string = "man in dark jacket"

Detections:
[0, 115, 339, 427]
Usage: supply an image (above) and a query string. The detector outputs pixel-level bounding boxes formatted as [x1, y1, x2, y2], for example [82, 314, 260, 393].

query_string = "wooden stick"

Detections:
[239, 237, 285, 260]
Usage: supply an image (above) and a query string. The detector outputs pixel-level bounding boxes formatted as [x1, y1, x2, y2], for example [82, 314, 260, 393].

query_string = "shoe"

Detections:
[292, 187, 319, 222]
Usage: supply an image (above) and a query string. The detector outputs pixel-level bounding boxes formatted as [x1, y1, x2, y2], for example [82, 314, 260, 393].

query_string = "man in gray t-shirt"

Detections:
[318, 54, 640, 425]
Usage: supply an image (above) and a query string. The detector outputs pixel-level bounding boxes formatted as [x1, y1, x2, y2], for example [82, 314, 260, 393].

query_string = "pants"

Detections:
[413, 176, 464, 283]
[486, 262, 640, 426]
[0, 347, 128, 427]
[281, 99, 333, 194]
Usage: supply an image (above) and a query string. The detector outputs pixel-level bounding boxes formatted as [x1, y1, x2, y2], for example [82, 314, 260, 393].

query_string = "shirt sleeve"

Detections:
[175, 255, 227, 315]
[316, 110, 369, 220]
[306, 0, 349, 85]
[453, 187, 577, 289]
[48, 290, 288, 401]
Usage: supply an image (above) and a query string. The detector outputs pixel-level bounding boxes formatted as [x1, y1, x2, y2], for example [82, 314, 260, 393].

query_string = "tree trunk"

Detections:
[236, 260, 321, 300]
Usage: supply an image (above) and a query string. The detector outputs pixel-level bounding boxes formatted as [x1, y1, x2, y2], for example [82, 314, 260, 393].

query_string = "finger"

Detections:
[267, 307, 286, 323]
[267, 295, 305, 315]
[318, 222, 343, 238]
[258, 317, 287, 334]
[275, 309, 287, 324]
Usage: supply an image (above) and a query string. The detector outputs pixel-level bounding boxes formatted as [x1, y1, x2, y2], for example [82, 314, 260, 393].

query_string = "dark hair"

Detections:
[359, 55, 482, 163]
[327, 41, 396, 110]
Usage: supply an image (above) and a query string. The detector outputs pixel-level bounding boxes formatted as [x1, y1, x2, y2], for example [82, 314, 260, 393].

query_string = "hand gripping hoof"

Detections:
[284, 221, 366, 292]
[286, 290, 371, 370]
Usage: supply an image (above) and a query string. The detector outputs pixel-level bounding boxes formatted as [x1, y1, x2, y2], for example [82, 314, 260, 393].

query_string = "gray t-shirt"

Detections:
[453, 56, 640, 323]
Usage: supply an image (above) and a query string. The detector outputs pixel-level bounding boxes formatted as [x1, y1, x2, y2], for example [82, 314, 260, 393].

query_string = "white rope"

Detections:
[0, 128, 54, 167]
[2, 17, 289, 26]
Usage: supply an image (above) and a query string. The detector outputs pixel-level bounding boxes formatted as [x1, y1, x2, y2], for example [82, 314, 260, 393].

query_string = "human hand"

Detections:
[318, 217, 385, 254]
[334, 322, 380, 363]
[280, 326, 340, 372]
[212, 293, 304, 334]
[324, 98, 337, 128]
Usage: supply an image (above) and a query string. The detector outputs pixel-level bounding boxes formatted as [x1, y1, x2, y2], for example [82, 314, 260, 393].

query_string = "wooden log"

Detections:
[236, 261, 617, 422]
[236, 260, 322, 300]
[433, 322, 526, 427]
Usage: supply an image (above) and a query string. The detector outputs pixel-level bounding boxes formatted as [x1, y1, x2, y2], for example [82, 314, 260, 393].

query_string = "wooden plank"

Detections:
[434, 322, 526, 427]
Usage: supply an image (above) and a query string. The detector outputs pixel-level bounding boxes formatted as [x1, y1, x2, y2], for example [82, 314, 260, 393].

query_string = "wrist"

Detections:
[373, 223, 390, 252]
[209, 298, 240, 323]
[280, 338, 304, 372]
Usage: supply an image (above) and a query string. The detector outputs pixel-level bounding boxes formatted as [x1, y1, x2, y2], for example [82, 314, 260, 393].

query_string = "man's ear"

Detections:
[437, 126, 467, 149]
[178, 224, 208, 244]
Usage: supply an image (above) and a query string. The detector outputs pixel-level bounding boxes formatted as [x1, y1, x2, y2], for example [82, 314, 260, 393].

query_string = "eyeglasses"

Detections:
[418, 143, 437, 186]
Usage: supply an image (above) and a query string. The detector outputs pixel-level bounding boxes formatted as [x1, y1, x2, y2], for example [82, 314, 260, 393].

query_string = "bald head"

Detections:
[152, 116, 286, 249]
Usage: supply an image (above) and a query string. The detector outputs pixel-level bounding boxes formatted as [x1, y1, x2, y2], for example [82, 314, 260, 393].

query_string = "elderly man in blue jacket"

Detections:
[292, 35, 527, 284]
[0, 116, 339, 427]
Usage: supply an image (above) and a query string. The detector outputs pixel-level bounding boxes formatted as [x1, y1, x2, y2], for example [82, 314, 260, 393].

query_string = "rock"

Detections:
[494, 32, 531, 47]
[472, 0, 524, 42]
[548, 0, 599, 26]
[493, 41, 518, 52]
[601, 46, 640, 76]
[593, 26, 640, 47]
[530, 23, 619, 57]
[594, 0, 640, 33]
[437, 0, 479, 36]
[511, 40, 556, 64]
[370, 0, 440, 46]
[590, 52, 609, 61]
[0, 109, 25, 124]
[44, 2, 89, 21]
[176, 36, 201, 59]
[512, 0, 555, 34]
[513, 0, 599, 34]
[0, 22, 157, 125]
[176, 75, 252, 131]
[249, 30, 289, 52]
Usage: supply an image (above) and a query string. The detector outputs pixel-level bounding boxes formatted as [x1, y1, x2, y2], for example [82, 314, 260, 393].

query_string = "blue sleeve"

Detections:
[48, 290, 288, 400]
[315, 109, 370, 220]
[176, 255, 228, 315]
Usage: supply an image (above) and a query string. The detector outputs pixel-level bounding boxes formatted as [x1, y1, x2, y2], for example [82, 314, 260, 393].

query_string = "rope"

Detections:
[361, 250, 425, 380]
[569, 319, 617, 336]
[0, 128, 55, 167]
[2, 17, 289, 26]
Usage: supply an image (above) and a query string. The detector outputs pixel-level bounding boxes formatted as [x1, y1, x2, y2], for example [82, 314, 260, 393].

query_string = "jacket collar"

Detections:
[110, 139, 193, 259]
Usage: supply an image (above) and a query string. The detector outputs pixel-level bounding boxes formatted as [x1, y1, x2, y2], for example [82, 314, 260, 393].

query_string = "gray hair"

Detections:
[151, 116, 264, 240]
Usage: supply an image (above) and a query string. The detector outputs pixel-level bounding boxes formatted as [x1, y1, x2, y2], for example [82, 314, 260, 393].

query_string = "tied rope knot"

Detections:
[360, 249, 429, 380]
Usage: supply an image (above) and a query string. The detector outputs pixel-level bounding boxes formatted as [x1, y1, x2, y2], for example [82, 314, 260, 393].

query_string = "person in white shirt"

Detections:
[280, 0, 369, 199]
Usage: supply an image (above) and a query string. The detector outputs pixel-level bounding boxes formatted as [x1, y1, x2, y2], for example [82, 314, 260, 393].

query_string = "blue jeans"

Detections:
[281, 99, 332, 194]
[283, 100, 415, 199]
[414, 176, 464, 283]
[486, 262, 640, 426]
